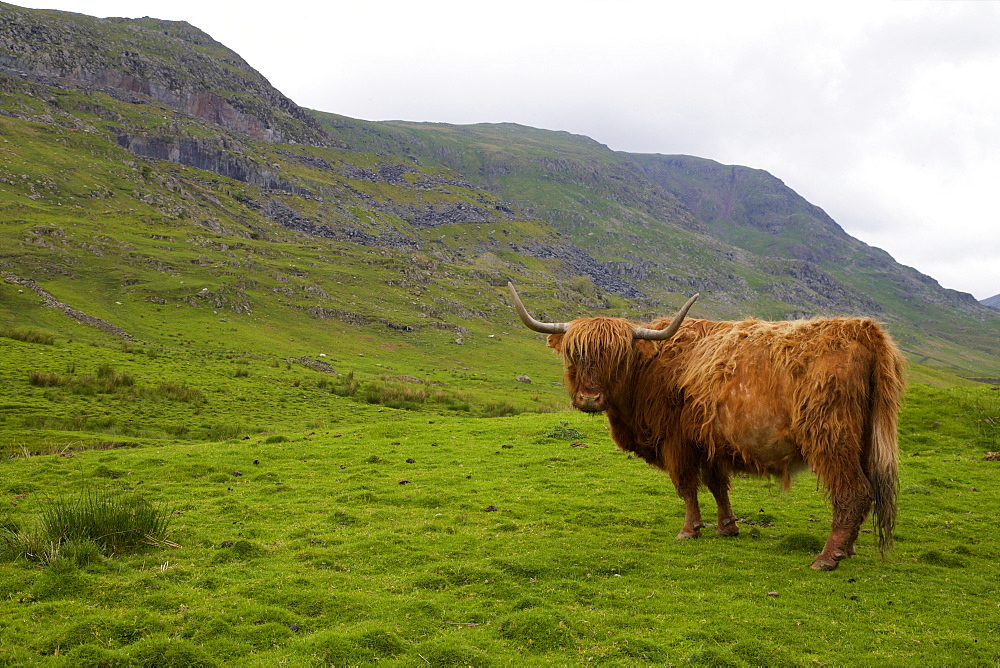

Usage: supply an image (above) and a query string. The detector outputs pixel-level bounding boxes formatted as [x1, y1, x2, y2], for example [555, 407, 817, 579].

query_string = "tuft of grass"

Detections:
[777, 533, 826, 554]
[544, 420, 584, 439]
[151, 381, 205, 403]
[959, 388, 1000, 448]
[484, 401, 525, 418]
[351, 376, 475, 412]
[55, 538, 105, 568]
[0, 525, 46, 562]
[97, 363, 136, 389]
[324, 371, 361, 397]
[1, 326, 55, 345]
[27, 364, 135, 395]
[22, 414, 93, 431]
[205, 422, 248, 441]
[28, 370, 61, 387]
[363, 381, 426, 410]
[25, 491, 173, 558]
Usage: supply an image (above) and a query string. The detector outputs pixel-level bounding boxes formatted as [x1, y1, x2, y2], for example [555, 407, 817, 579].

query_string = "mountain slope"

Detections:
[315, 114, 1000, 376]
[0, 2, 997, 392]
[315, 115, 858, 312]
[630, 153, 981, 310]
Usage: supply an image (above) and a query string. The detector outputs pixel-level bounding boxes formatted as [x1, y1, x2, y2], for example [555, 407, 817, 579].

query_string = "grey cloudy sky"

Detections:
[19, 1, 1000, 300]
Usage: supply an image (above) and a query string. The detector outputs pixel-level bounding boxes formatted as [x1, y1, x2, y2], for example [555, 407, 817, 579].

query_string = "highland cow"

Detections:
[509, 282, 905, 570]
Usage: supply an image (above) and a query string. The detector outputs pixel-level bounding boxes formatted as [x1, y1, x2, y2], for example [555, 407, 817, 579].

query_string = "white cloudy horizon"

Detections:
[16, 0, 1000, 300]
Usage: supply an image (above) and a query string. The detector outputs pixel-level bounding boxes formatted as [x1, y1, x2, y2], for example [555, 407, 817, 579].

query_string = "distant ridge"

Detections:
[981, 294, 1000, 310]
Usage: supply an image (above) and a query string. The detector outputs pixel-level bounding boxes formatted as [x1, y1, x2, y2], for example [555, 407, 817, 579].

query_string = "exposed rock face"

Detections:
[292, 356, 336, 374]
[116, 134, 304, 192]
[766, 260, 883, 316]
[0, 4, 329, 145]
[403, 202, 499, 228]
[507, 241, 644, 299]
[629, 154, 854, 261]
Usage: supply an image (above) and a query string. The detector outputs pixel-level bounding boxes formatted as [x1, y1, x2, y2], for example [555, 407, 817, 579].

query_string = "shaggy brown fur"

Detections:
[547, 315, 906, 571]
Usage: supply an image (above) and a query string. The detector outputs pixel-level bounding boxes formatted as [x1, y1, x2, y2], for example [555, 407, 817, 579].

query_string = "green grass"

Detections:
[0, 322, 566, 456]
[0, 384, 998, 664]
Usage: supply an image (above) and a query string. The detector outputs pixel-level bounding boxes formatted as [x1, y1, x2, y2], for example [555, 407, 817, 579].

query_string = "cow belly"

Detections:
[716, 401, 801, 468]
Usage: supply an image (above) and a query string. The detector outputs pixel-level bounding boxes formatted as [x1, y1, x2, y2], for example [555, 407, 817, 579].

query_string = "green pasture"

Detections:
[1, 328, 998, 665]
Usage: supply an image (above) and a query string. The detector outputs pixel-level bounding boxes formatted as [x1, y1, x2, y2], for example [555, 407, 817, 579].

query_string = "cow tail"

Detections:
[867, 328, 906, 555]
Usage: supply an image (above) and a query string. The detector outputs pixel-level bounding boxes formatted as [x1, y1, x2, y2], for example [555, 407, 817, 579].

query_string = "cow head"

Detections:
[508, 282, 698, 412]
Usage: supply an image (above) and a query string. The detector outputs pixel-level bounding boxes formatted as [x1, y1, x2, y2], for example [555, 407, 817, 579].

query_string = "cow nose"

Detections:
[574, 392, 604, 412]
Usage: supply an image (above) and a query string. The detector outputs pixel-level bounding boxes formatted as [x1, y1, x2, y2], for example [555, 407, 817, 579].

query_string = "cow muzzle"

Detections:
[573, 392, 606, 413]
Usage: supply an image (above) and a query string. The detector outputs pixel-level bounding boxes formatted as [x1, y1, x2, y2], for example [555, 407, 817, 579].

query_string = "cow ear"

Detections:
[546, 333, 564, 352]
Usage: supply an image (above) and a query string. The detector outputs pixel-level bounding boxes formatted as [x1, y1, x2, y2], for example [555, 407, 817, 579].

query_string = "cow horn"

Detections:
[631, 293, 700, 340]
[507, 282, 570, 334]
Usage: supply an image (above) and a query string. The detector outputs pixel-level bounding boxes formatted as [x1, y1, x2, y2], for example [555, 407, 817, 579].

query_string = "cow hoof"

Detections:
[676, 530, 702, 539]
[810, 557, 839, 571]
[715, 520, 740, 536]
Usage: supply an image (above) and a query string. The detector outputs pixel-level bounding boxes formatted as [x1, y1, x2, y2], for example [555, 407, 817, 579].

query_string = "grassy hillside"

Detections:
[0, 81, 598, 449]
[315, 114, 1000, 381]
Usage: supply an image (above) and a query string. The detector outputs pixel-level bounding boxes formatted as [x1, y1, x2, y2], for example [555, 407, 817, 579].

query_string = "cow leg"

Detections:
[703, 465, 739, 537]
[812, 471, 873, 571]
[676, 487, 705, 539]
[671, 463, 705, 539]
[843, 525, 861, 557]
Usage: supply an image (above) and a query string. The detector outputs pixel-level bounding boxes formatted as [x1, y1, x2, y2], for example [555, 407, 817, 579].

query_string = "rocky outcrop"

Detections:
[504, 241, 644, 299]
[116, 134, 305, 192]
[0, 4, 329, 145]
[291, 356, 336, 374]
[403, 202, 497, 228]
[301, 305, 427, 333]
[765, 260, 883, 316]
[252, 198, 418, 250]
